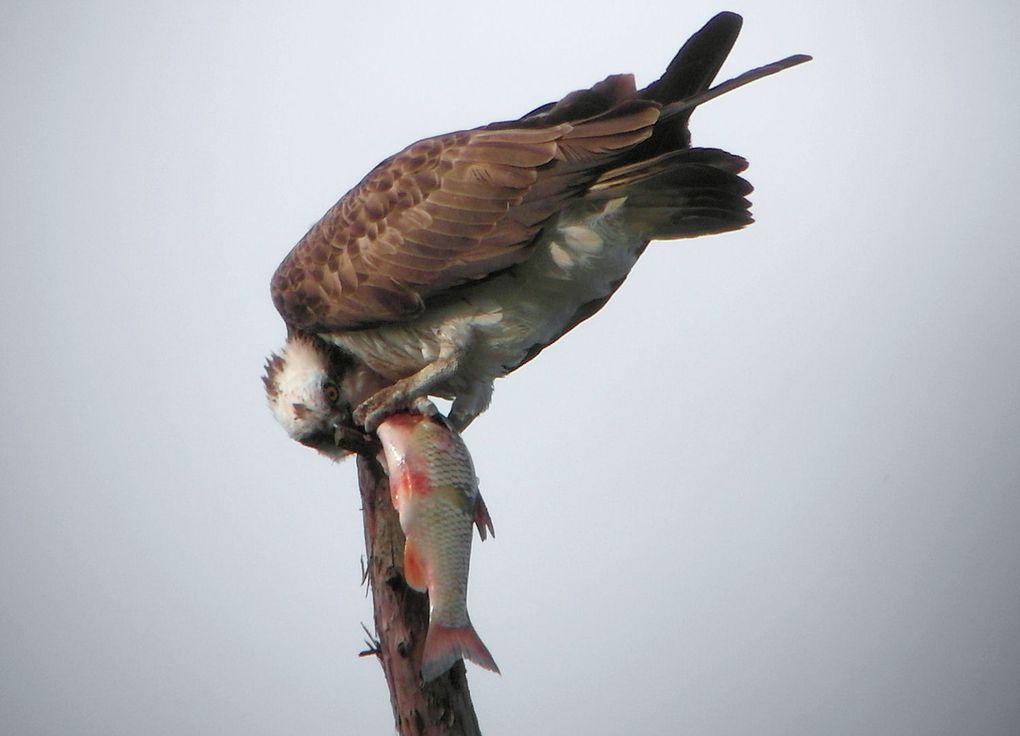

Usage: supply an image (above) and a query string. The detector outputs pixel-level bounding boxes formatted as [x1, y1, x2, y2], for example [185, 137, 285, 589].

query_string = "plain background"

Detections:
[2, 2, 1018, 734]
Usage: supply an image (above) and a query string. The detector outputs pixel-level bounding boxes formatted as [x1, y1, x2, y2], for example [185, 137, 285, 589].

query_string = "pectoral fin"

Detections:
[473, 492, 495, 541]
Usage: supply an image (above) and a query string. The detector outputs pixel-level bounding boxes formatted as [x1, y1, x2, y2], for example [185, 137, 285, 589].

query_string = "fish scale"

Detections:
[376, 411, 499, 681]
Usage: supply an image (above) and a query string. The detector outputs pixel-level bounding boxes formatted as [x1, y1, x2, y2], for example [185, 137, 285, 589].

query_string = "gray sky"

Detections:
[2, 2, 1019, 734]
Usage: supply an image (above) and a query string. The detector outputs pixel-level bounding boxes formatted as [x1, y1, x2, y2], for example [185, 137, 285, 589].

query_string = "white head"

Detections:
[263, 335, 353, 460]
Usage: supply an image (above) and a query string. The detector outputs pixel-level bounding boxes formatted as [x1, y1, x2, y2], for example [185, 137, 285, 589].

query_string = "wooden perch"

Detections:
[357, 454, 483, 736]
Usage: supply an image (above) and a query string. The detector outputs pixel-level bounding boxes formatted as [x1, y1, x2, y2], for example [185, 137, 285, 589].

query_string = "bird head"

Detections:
[263, 334, 366, 460]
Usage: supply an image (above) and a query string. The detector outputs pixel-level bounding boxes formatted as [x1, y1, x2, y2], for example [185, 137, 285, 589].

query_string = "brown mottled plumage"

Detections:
[266, 12, 810, 435]
[272, 102, 660, 332]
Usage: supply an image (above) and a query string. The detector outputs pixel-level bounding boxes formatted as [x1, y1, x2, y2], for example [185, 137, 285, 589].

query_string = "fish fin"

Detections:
[421, 620, 500, 682]
[473, 493, 495, 541]
[402, 537, 428, 592]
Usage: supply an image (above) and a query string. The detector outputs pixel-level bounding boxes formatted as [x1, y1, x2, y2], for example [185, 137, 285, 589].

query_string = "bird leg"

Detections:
[448, 382, 493, 433]
[353, 326, 473, 432]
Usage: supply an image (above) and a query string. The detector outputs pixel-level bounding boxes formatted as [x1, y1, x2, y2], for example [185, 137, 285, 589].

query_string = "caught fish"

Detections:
[376, 410, 499, 682]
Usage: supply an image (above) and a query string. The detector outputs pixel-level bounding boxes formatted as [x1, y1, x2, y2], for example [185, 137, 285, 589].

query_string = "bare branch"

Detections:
[357, 454, 483, 736]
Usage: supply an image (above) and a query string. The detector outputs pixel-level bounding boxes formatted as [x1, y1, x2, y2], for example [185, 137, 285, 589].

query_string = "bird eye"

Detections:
[323, 382, 340, 404]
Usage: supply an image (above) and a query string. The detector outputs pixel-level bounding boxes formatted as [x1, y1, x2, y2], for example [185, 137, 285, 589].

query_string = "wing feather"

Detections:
[271, 89, 663, 331]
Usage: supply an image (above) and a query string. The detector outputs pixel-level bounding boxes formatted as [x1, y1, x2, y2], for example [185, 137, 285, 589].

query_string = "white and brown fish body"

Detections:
[376, 411, 498, 682]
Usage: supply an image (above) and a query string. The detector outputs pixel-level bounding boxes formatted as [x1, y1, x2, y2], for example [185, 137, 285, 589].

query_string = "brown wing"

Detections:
[271, 88, 660, 332]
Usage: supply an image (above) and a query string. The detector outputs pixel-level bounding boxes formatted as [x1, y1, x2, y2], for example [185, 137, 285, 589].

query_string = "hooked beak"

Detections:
[334, 423, 381, 457]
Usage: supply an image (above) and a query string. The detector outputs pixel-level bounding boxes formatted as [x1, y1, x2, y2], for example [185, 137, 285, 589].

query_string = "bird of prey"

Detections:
[266, 12, 809, 448]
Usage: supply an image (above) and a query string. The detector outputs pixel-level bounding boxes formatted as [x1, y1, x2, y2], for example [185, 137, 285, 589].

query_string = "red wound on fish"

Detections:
[395, 463, 431, 499]
[379, 412, 419, 430]
[402, 537, 428, 592]
[421, 621, 500, 683]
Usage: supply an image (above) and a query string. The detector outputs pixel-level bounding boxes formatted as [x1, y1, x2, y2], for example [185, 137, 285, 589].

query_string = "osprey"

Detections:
[267, 12, 809, 448]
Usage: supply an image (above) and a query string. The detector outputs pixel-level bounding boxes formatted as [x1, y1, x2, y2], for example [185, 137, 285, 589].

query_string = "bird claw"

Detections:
[352, 390, 399, 432]
[354, 387, 438, 432]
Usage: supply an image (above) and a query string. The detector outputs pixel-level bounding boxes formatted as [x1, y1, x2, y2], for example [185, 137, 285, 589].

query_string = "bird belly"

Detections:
[329, 199, 645, 392]
[452, 199, 647, 380]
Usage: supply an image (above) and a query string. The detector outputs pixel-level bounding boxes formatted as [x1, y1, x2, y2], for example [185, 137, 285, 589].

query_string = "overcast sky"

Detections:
[2, 2, 1018, 734]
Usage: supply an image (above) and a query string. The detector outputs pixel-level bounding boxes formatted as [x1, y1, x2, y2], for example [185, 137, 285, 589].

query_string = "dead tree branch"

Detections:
[356, 454, 483, 736]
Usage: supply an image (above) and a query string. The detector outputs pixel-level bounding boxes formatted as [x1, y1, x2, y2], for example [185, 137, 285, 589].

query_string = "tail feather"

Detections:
[591, 147, 754, 239]
[421, 620, 500, 682]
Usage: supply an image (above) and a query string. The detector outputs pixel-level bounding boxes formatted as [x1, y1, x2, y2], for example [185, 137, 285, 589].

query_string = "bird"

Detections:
[266, 11, 809, 450]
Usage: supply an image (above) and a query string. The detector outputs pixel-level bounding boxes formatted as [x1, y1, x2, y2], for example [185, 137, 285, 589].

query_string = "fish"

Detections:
[376, 409, 499, 682]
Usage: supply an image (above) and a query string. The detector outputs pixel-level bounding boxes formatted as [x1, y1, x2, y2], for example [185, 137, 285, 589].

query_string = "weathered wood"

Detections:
[357, 454, 483, 736]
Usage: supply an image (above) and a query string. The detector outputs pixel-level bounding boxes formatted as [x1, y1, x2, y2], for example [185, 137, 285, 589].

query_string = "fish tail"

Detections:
[421, 620, 500, 682]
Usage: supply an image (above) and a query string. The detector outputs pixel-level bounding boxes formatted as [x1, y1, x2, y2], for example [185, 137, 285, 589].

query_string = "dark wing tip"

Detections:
[782, 53, 814, 66]
[642, 11, 744, 105]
